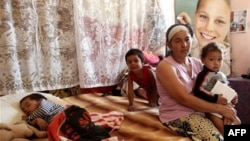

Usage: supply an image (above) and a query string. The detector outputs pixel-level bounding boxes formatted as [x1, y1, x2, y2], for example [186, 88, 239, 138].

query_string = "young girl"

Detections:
[177, 0, 231, 76]
[193, 42, 241, 135]
[125, 48, 159, 111]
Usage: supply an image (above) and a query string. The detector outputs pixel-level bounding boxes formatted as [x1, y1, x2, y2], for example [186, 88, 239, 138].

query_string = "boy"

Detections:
[193, 42, 241, 135]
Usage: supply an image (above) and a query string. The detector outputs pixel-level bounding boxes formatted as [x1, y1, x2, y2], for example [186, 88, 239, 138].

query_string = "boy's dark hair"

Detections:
[20, 93, 47, 104]
[125, 48, 144, 63]
[201, 42, 222, 59]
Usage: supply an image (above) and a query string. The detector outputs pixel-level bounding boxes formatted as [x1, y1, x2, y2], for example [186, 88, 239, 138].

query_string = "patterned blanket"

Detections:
[31, 93, 190, 141]
[61, 93, 191, 141]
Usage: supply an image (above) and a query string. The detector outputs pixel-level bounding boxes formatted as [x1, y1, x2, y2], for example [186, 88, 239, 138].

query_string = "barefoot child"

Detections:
[125, 48, 159, 111]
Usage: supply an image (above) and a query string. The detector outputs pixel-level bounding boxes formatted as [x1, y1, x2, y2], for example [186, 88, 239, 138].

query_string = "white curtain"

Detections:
[0, 0, 174, 95]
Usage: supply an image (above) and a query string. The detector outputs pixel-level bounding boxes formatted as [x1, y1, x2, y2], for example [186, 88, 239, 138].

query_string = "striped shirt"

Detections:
[27, 99, 64, 124]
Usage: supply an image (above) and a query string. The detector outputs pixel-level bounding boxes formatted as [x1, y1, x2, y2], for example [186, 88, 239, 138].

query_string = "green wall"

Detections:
[175, 0, 198, 26]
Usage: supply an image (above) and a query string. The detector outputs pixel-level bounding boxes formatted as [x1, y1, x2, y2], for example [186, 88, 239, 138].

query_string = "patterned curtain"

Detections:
[74, 0, 174, 88]
[0, 0, 174, 95]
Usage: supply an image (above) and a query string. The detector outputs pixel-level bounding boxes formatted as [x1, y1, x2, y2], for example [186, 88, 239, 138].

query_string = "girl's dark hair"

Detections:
[201, 42, 222, 59]
[125, 48, 144, 63]
[20, 93, 47, 104]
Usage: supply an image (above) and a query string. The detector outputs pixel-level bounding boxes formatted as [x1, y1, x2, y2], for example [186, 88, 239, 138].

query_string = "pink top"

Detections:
[156, 56, 203, 123]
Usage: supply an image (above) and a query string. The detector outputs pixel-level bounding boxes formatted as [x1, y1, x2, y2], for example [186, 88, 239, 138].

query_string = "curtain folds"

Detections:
[0, 0, 174, 95]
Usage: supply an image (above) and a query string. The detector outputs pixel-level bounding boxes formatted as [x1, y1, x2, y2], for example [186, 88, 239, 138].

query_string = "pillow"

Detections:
[142, 51, 160, 65]
[152, 45, 166, 57]
[0, 92, 69, 125]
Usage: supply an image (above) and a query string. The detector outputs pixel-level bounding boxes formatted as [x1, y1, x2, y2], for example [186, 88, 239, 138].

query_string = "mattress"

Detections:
[0, 92, 190, 141]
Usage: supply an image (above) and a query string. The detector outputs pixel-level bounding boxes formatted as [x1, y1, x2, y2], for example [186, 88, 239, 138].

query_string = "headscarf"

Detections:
[166, 24, 193, 42]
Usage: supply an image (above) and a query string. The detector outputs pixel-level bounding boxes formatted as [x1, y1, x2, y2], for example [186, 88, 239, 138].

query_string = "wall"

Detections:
[175, 0, 198, 26]
[230, 0, 250, 76]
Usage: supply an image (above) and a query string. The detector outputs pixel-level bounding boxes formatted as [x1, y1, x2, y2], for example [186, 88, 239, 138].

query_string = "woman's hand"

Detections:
[219, 104, 237, 122]
[224, 117, 234, 125]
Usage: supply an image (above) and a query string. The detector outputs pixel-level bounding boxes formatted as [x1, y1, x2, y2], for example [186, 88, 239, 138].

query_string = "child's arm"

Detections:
[193, 72, 221, 103]
[30, 118, 48, 131]
[127, 73, 135, 111]
[26, 104, 49, 130]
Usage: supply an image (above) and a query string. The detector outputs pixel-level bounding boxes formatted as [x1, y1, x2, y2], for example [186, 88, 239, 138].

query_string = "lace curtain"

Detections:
[0, 0, 174, 95]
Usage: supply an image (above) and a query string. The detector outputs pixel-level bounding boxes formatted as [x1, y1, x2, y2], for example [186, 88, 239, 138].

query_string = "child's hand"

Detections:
[177, 12, 191, 25]
[21, 115, 27, 120]
[231, 95, 238, 105]
[128, 105, 135, 112]
[32, 118, 48, 131]
[217, 94, 227, 105]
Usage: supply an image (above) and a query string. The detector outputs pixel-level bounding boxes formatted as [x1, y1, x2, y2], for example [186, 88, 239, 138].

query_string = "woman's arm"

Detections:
[148, 68, 158, 96]
[156, 60, 237, 121]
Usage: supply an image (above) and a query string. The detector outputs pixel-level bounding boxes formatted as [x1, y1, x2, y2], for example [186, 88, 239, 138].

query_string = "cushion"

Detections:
[143, 51, 160, 65]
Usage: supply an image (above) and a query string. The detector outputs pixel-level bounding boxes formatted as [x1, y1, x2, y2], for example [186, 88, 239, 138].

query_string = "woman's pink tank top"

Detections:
[156, 56, 203, 123]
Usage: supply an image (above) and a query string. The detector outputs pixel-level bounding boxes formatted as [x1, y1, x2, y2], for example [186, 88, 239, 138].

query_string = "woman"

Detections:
[156, 24, 237, 140]
[177, 0, 231, 76]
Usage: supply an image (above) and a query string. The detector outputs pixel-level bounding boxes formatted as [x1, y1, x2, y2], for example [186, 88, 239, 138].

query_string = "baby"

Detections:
[20, 93, 64, 131]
